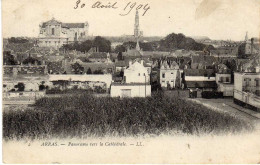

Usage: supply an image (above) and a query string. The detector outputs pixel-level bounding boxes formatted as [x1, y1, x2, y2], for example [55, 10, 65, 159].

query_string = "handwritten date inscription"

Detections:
[74, 0, 150, 16]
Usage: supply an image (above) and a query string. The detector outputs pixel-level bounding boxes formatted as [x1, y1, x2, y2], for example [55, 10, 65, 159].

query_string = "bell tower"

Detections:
[134, 10, 140, 38]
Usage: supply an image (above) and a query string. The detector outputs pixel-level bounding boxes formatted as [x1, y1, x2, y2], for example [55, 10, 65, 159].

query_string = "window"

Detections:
[256, 79, 260, 87]
[244, 78, 250, 86]
[226, 77, 230, 82]
[162, 81, 165, 83]
[52, 28, 55, 35]
[143, 73, 145, 76]
[138, 73, 140, 76]
[162, 73, 165, 78]
[171, 72, 173, 74]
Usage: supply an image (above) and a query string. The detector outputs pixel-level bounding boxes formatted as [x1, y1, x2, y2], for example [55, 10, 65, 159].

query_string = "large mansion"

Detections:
[37, 18, 89, 48]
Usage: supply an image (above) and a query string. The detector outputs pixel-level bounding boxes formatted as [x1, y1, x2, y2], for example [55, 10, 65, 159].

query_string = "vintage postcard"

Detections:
[2, 0, 260, 163]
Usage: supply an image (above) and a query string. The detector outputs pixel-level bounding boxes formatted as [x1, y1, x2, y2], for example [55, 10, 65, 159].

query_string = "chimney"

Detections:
[141, 60, 144, 66]
[256, 66, 260, 73]
[129, 60, 132, 66]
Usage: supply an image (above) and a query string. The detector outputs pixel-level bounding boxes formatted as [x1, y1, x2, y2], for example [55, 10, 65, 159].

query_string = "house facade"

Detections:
[159, 61, 182, 89]
[184, 69, 217, 91]
[233, 55, 260, 110]
[124, 60, 150, 84]
[111, 60, 151, 98]
[38, 18, 89, 48]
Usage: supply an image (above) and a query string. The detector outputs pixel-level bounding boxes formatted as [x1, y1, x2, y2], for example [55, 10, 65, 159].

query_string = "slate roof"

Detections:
[88, 52, 108, 59]
[184, 69, 216, 77]
[123, 49, 142, 57]
[186, 81, 217, 88]
[115, 61, 128, 67]
[41, 19, 85, 29]
[62, 23, 85, 28]
[192, 55, 216, 65]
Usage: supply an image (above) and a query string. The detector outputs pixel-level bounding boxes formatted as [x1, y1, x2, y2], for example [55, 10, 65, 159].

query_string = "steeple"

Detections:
[245, 31, 248, 42]
[134, 10, 140, 38]
[136, 39, 140, 51]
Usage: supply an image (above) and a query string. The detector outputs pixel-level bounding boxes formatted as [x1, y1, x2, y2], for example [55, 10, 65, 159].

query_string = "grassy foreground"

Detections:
[3, 93, 253, 139]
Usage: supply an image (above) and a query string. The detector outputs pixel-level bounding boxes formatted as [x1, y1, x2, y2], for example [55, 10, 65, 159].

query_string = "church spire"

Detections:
[245, 31, 248, 42]
[136, 39, 140, 51]
[134, 10, 139, 38]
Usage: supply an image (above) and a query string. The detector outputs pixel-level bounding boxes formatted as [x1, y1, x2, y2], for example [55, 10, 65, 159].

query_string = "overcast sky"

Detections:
[2, 0, 260, 41]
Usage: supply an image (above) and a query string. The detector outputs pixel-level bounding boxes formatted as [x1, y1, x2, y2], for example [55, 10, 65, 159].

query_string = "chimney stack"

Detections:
[141, 60, 144, 66]
[129, 60, 132, 66]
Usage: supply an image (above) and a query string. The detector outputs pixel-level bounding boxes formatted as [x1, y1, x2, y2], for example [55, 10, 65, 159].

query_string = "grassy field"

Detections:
[3, 92, 254, 139]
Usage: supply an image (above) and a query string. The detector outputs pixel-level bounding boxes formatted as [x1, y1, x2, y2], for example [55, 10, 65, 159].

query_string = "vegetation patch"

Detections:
[3, 93, 253, 139]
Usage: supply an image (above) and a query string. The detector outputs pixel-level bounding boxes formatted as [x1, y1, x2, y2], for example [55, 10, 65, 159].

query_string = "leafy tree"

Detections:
[92, 36, 111, 52]
[15, 83, 25, 91]
[158, 33, 211, 51]
[61, 37, 111, 53]
[80, 40, 93, 52]
[71, 62, 84, 74]
[114, 45, 126, 53]
[22, 56, 41, 65]
[3, 51, 17, 65]
[8, 37, 29, 43]
[117, 52, 124, 61]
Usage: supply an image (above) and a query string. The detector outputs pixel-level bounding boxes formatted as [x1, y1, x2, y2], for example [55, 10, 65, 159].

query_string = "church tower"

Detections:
[134, 10, 140, 38]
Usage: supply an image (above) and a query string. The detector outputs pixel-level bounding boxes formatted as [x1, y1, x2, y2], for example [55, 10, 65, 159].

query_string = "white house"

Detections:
[111, 60, 151, 98]
[124, 60, 150, 84]
[216, 64, 233, 96]
[160, 60, 182, 89]
[233, 55, 260, 110]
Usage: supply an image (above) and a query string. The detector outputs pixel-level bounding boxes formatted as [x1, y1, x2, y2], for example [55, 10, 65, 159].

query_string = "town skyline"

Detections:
[2, 0, 260, 41]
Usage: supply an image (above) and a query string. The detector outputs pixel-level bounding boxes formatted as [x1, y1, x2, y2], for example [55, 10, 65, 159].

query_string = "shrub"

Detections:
[3, 94, 253, 139]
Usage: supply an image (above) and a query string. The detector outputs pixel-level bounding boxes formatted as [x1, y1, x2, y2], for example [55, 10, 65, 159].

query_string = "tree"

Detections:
[71, 62, 84, 74]
[39, 81, 46, 91]
[117, 52, 124, 61]
[92, 36, 111, 52]
[3, 51, 17, 65]
[93, 69, 104, 74]
[158, 33, 210, 51]
[22, 56, 40, 65]
[87, 67, 92, 74]
[119, 70, 124, 77]
[15, 83, 25, 91]
[114, 45, 126, 53]
[80, 40, 93, 52]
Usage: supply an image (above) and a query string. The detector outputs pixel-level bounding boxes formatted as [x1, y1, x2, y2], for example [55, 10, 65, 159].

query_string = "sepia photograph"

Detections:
[1, 0, 260, 163]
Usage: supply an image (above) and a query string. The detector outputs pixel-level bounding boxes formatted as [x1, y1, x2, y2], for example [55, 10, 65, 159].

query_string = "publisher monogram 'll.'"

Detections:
[74, 0, 151, 16]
